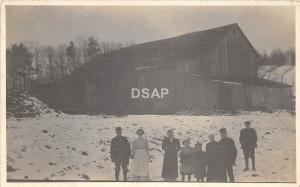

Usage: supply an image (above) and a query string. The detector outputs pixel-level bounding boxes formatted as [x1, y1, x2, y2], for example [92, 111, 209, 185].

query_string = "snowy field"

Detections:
[6, 111, 295, 182]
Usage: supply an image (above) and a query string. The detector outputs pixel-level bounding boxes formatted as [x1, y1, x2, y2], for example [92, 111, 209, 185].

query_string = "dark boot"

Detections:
[123, 171, 128, 181]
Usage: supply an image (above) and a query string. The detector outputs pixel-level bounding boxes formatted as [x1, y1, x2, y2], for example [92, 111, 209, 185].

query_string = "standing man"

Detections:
[239, 121, 257, 171]
[206, 134, 222, 182]
[161, 129, 181, 181]
[110, 127, 131, 181]
[219, 128, 237, 182]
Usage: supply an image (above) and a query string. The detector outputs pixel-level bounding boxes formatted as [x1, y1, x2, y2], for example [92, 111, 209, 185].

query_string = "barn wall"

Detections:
[36, 73, 292, 114]
[83, 63, 135, 114]
[36, 80, 85, 113]
[208, 81, 292, 111]
[246, 86, 292, 109]
[82, 64, 219, 115]
[129, 66, 219, 114]
[211, 26, 258, 78]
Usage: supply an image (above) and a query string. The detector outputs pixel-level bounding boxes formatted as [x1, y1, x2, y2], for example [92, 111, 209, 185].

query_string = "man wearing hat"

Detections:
[239, 121, 257, 171]
[110, 127, 131, 181]
[218, 128, 237, 182]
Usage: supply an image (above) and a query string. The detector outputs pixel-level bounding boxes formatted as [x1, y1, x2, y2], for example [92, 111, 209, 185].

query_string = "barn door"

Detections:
[218, 86, 233, 110]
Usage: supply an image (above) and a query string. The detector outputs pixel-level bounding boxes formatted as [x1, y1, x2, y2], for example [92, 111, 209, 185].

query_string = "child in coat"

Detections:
[179, 139, 194, 181]
[193, 142, 208, 182]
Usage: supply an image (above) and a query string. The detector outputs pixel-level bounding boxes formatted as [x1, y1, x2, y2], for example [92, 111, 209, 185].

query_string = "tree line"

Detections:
[6, 36, 135, 92]
[6, 38, 295, 93]
[258, 48, 295, 66]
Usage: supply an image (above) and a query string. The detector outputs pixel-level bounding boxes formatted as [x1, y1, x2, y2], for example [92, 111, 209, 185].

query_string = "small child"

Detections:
[193, 142, 208, 182]
[179, 139, 194, 181]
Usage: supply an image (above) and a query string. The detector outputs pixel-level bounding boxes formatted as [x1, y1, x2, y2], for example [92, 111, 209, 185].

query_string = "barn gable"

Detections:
[210, 24, 258, 78]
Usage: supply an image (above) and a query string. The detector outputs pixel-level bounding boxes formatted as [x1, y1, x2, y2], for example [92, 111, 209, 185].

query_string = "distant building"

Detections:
[36, 23, 293, 114]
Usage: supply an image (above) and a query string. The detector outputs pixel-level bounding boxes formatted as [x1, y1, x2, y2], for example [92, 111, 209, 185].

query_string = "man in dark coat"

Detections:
[219, 128, 237, 182]
[206, 134, 222, 182]
[110, 127, 131, 181]
[239, 121, 257, 171]
[161, 129, 181, 181]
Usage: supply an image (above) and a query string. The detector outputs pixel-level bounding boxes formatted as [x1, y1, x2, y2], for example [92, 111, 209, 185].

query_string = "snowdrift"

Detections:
[6, 91, 56, 118]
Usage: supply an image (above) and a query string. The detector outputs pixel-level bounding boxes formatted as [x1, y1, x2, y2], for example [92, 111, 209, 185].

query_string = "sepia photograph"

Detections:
[4, 4, 296, 183]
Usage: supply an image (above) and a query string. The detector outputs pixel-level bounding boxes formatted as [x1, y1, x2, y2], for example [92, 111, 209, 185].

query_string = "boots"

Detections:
[123, 170, 128, 181]
[243, 159, 249, 171]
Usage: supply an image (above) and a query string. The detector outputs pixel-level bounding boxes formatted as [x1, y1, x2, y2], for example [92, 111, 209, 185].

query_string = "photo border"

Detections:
[0, 1, 298, 187]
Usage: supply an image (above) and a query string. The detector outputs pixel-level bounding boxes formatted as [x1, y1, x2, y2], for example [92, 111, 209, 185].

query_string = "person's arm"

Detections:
[146, 140, 149, 155]
[239, 129, 244, 145]
[146, 140, 150, 160]
[129, 139, 134, 158]
[110, 139, 115, 162]
[162, 138, 167, 151]
[253, 129, 258, 147]
[177, 139, 181, 151]
[232, 140, 238, 164]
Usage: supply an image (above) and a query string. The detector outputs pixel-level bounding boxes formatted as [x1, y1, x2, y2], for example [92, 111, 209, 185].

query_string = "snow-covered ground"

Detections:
[6, 111, 295, 182]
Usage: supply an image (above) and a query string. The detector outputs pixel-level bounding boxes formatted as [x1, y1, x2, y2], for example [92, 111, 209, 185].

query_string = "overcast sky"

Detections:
[6, 6, 295, 53]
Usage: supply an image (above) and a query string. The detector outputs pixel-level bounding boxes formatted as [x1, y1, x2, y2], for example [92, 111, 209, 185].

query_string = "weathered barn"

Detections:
[36, 23, 293, 114]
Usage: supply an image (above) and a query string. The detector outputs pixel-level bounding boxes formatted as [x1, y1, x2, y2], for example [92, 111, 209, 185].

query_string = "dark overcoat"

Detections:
[239, 128, 257, 150]
[161, 137, 181, 179]
[206, 140, 223, 182]
[110, 135, 131, 165]
[218, 137, 237, 181]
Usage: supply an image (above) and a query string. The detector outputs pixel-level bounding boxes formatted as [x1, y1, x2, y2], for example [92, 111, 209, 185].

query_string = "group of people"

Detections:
[109, 121, 257, 182]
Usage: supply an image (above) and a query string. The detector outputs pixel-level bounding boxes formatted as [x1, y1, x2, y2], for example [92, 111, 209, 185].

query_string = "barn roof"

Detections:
[46, 23, 257, 83]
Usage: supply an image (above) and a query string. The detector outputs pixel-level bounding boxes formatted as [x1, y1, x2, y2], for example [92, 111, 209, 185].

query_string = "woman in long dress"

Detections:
[131, 128, 150, 181]
[161, 130, 181, 181]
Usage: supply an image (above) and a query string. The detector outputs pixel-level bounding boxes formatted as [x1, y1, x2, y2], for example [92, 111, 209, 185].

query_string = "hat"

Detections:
[115, 127, 122, 131]
[244, 121, 251, 125]
[136, 128, 144, 134]
[220, 128, 227, 133]
[167, 129, 173, 134]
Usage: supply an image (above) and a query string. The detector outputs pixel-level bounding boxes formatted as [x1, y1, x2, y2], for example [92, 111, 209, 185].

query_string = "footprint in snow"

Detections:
[7, 165, 18, 172]
[81, 151, 88, 156]
[42, 130, 48, 133]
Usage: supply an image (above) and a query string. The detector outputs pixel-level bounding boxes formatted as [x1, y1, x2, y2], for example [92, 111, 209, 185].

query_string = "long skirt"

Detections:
[131, 149, 149, 179]
[162, 152, 178, 179]
[180, 163, 194, 175]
